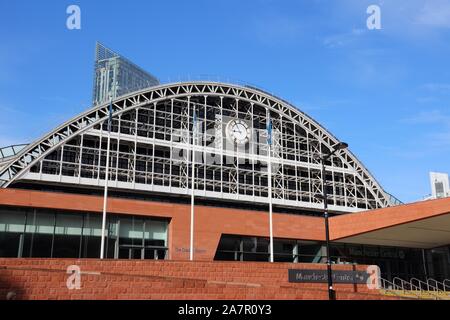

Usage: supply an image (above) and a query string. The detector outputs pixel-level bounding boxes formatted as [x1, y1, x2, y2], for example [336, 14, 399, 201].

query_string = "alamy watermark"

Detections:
[366, 265, 382, 289]
[66, 265, 81, 290]
[66, 5, 81, 30]
[367, 4, 381, 30]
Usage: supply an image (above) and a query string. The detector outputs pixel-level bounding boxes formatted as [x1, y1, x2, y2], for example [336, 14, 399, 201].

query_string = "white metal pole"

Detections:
[190, 110, 196, 261]
[268, 143, 274, 263]
[100, 99, 113, 259]
[100, 127, 111, 259]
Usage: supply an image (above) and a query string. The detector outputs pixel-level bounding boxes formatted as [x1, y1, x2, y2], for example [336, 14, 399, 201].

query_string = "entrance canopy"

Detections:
[330, 197, 450, 249]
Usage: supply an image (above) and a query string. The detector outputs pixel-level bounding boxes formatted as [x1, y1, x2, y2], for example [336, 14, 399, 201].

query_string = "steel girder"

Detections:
[0, 82, 391, 209]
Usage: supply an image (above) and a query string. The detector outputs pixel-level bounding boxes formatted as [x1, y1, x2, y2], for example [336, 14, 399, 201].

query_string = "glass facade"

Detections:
[214, 234, 450, 281]
[0, 206, 168, 259]
[214, 234, 322, 263]
[329, 243, 427, 281]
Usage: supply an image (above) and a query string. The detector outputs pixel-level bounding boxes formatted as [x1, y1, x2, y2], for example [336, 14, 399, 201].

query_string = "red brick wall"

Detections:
[0, 258, 395, 300]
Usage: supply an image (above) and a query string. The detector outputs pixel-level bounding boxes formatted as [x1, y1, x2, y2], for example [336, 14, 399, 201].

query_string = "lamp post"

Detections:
[316, 142, 348, 300]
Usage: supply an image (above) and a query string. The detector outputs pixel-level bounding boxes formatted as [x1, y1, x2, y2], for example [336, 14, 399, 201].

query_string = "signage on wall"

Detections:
[175, 247, 207, 254]
[288, 269, 370, 284]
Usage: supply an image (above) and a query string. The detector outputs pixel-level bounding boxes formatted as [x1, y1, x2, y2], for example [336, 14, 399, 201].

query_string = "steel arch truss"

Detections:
[0, 82, 391, 212]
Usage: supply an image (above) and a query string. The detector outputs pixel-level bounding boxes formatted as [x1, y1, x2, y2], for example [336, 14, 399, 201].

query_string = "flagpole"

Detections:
[100, 98, 113, 259]
[189, 107, 196, 261]
[267, 117, 274, 263]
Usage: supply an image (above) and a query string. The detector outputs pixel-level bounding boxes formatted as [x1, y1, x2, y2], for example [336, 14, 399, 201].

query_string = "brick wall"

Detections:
[0, 258, 398, 300]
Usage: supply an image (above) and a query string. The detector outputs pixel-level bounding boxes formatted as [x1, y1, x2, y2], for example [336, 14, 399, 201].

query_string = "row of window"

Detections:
[0, 206, 168, 260]
[214, 235, 323, 263]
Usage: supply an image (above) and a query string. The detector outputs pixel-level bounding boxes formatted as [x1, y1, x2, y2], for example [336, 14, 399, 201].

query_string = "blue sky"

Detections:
[0, 0, 449, 203]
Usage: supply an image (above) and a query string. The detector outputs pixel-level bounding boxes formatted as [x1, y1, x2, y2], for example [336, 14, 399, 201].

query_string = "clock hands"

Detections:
[227, 120, 249, 144]
[233, 124, 244, 136]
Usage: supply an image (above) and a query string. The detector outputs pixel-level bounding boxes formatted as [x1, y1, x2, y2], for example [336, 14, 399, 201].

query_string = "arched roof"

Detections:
[0, 81, 391, 208]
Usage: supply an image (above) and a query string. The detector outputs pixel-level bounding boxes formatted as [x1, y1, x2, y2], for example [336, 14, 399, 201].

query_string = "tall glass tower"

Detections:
[92, 42, 159, 105]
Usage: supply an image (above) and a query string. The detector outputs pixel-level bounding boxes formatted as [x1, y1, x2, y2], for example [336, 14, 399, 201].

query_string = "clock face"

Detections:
[226, 119, 251, 145]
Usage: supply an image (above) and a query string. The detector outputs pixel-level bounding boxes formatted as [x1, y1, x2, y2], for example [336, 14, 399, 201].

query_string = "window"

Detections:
[81, 213, 102, 258]
[297, 241, 323, 263]
[119, 217, 144, 259]
[23, 211, 54, 258]
[106, 216, 118, 259]
[242, 237, 269, 261]
[53, 213, 82, 258]
[0, 208, 26, 257]
[0, 206, 169, 260]
[213, 235, 240, 261]
[273, 239, 295, 262]
[214, 235, 321, 263]
[118, 217, 168, 260]
[144, 220, 168, 259]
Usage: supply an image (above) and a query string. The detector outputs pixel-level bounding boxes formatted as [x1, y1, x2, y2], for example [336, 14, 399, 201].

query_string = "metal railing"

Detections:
[392, 277, 423, 299]
[385, 192, 403, 206]
[380, 277, 450, 300]
[443, 279, 450, 292]
[427, 278, 442, 292]
[427, 278, 450, 292]
[393, 277, 418, 291]
[411, 277, 432, 292]
[380, 277, 396, 290]
[410, 277, 444, 300]
[380, 277, 414, 299]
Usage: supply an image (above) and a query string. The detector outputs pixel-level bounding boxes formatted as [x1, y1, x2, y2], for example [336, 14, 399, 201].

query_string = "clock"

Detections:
[226, 119, 251, 145]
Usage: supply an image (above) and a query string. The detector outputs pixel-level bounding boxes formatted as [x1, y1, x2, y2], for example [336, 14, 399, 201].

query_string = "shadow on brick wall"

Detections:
[0, 267, 24, 300]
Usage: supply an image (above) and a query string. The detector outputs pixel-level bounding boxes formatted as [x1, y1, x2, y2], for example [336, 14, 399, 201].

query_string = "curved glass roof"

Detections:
[0, 144, 28, 161]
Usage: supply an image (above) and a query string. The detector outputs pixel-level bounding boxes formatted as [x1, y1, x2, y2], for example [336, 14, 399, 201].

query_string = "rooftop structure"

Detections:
[92, 42, 159, 106]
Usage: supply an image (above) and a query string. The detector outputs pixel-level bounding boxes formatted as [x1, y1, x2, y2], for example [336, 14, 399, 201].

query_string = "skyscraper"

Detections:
[430, 172, 450, 199]
[92, 42, 159, 106]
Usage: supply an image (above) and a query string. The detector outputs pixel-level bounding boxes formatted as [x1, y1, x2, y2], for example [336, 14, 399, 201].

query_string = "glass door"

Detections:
[119, 245, 144, 259]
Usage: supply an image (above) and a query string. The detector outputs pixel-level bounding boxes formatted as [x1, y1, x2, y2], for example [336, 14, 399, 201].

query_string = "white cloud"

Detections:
[416, 0, 450, 28]
[402, 109, 450, 148]
[322, 29, 366, 48]
[416, 96, 439, 104]
[430, 131, 450, 146]
[402, 109, 450, 124]
[422, 83, 450, 93]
